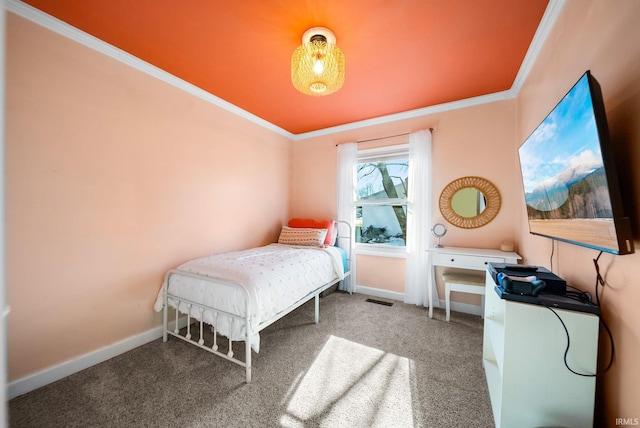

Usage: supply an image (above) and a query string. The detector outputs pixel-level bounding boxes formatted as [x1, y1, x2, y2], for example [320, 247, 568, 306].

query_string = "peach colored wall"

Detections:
[356, 255, 406, 294]
[291, 99, 520, 295]
[515, 1, 640, 425]
[6, 14, 291, 381]
[1, 4, 7, 425]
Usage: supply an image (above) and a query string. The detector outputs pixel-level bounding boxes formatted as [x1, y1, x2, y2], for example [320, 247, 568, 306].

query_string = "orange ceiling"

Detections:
[22, 0, 550, 135]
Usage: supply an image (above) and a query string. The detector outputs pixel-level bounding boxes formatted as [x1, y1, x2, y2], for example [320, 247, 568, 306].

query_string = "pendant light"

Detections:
[291, 27, 345, 96]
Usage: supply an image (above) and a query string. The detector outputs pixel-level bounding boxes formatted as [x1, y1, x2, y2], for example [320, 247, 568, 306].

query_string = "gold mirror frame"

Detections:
[439, 176, 501, 229]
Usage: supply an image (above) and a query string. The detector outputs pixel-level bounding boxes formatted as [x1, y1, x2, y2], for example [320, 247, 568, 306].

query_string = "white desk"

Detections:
[426, 246, 521, 318]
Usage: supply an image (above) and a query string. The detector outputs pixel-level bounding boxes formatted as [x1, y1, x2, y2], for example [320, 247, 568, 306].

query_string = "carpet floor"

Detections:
[9, 292, 494, 427]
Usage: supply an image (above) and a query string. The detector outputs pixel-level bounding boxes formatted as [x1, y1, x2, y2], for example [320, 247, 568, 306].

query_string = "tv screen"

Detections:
[518, 71, 634, 255]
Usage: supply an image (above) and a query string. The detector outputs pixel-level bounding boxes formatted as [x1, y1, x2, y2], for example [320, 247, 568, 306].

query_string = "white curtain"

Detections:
[404, 129, 438, 307]
[336, 143, 358, 293]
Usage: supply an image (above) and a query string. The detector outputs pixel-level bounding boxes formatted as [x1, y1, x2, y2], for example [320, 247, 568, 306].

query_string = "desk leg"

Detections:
[427, 252, 434, 318]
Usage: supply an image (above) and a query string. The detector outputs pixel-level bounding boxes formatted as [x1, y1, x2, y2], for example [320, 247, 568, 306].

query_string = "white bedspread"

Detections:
[154, 244, 345, 352]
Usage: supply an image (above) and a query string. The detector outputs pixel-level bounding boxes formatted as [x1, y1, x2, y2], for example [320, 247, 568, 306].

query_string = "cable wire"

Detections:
[542, 251, 615, 377]
[593, 251, 605, 306]
[545, 305, 614, 377]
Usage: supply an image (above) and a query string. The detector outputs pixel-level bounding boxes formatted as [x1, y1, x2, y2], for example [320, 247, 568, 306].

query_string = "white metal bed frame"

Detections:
[161, 221, 352, 383]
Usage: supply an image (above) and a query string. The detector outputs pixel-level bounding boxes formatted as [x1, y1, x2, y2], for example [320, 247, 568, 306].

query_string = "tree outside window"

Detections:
[356, 160, 409, 246]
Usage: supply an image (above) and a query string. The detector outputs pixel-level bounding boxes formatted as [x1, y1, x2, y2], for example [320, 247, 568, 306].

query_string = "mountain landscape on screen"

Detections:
[525, 163, 611, 219]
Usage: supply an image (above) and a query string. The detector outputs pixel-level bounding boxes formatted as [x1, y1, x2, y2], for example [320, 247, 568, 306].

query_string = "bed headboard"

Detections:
[334, 220, 352, 272]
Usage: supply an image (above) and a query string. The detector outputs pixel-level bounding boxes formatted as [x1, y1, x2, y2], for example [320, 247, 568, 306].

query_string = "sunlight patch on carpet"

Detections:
[280, 335, 414, 427]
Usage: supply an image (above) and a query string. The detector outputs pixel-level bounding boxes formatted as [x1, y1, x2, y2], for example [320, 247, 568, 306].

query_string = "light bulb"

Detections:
[313, 59, 324, 75]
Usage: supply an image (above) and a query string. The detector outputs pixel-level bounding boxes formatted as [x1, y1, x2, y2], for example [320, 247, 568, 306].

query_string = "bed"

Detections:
[153, 219, 352, 382]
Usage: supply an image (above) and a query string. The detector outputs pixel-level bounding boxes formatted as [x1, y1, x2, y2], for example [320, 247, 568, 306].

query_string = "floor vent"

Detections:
[366, 298, 393, 307]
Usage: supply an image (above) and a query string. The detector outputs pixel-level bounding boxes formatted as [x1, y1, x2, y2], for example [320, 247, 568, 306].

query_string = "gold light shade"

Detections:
[291, 27, 345, 96]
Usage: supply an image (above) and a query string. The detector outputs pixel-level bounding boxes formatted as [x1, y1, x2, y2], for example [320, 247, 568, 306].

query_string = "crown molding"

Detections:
[6, 0, 565, 142]
[511, 0, 566, 95]
[5, 0, 294, 140]
[291, 89, 516, 141]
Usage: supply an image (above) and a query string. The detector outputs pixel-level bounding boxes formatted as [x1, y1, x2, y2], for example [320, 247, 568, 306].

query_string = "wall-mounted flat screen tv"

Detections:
[517, 71, 634, 255]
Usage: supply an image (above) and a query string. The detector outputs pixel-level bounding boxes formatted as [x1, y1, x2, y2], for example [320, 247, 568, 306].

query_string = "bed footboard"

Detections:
[162, 270, 253, 383]
[160, 272, 345, 383]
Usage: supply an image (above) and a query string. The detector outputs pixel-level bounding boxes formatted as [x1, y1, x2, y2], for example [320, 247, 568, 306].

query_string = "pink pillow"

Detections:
[288, 218, 336, 246]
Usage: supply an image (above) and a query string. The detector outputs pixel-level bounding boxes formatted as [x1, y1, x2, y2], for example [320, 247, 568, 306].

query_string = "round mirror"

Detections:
[451, 187, 486, 218]
[431, 223, 447, 247]
[439, 176, 501, 229]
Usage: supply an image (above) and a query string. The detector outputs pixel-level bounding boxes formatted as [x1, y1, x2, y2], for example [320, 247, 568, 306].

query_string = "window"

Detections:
[355, 145, 409, 248]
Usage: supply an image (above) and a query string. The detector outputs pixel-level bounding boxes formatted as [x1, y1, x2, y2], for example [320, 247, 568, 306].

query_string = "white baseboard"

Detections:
[439, 299, 484, 317]
[355, 286, 483, 317]
[354, 285, 405, 302]
[8, 317, 188, 400]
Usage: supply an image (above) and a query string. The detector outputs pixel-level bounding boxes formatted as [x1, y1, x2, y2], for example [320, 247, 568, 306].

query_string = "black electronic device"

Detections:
[503, 264, 538, 272]
[517, 71, 634, 255]
[488, 263, 567, 295]
[497, 273, 546, 297]
[488, 268, 599, 315]
[492, 284, 600, 315]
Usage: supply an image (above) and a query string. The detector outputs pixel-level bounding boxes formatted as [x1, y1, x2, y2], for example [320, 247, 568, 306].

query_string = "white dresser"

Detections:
[483, 272, 599, 427]
[426, 246, 521, 318]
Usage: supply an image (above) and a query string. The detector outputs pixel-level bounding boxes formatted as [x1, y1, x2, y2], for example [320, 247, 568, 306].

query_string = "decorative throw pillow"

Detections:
[278, 226, 328, 247]
[287, 218, 336, 246]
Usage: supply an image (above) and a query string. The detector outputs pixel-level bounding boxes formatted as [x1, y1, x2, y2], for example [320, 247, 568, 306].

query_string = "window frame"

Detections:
[355, 144, 410, 258]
